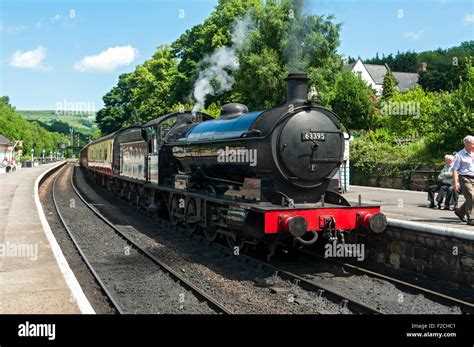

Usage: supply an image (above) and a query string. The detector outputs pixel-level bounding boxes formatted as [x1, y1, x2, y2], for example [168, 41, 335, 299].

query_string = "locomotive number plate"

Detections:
[301, 132, 326, 141]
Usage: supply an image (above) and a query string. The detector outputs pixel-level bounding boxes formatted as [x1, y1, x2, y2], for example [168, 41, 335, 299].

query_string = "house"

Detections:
[344, 59, 424, 97]
[0, 134, 14, 162]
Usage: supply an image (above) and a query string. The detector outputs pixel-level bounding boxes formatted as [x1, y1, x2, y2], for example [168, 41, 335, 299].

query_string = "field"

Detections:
[18, 110, 98, 135]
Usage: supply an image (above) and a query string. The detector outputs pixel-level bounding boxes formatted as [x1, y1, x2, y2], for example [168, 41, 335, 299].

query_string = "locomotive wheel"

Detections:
[226, 235, 247, 253]
[185, 198, 198, 234]
[203, 225, 218, 242]
[169, 195, 181, 226]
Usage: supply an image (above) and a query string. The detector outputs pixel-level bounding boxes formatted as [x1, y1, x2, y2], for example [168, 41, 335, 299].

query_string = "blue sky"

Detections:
[0, 0, 473, 110]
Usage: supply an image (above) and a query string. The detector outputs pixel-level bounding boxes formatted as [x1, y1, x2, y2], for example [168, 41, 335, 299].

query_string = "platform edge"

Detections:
[34, 161, 96, 314]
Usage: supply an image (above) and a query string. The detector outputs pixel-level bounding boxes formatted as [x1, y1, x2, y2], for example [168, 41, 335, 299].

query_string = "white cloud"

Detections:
[404, 29, 424, 40]
[464, 13, 474, 25]
[74, 45, 138, 72]
[0, 23, 27, 34]
[50, 14, 62, 23]
[6, 25, 26, 34]
[9, 46, 51, 70]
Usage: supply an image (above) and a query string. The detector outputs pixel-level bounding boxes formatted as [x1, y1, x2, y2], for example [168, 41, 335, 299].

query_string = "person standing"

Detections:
[453, 135, 474, 226]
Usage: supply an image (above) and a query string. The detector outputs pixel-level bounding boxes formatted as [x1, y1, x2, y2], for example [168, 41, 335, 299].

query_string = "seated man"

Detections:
[2, 157, 11, 172]
[427, 155, 454, 209]
[439, 182, 459, 210]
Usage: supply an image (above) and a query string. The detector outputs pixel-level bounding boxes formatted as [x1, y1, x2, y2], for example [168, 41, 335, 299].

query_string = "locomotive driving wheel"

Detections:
[203, 226, 218, 242]
[168, 195, 182, 226]
[185, 198, 199, 234]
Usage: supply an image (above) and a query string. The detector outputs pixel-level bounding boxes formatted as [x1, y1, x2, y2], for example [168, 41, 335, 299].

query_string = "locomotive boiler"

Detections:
[163, 74, 345, 206]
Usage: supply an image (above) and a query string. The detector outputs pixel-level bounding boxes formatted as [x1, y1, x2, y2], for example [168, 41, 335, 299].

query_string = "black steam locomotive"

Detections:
[80, 73, 386, 256]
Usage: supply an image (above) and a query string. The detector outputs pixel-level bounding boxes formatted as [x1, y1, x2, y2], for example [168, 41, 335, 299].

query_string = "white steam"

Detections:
[231, 13, 254, 51]
[192, 47, 239, 113]
[192, 14, 254, 113]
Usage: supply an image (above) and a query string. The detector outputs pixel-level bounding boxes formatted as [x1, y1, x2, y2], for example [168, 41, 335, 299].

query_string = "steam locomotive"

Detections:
[80, 73, 386, 257]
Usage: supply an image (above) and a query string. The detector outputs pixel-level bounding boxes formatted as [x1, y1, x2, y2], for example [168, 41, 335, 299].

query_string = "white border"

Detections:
[34, 161, 95, 314]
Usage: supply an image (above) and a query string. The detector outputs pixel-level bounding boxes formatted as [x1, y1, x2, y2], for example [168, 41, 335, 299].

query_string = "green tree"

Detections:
[381, 68, 398, 101]
[0, 97, 68, 157]
[382, 87, 441, 139]
[429, 60, 474, 151]
[171, 0, 261, 104]
[365, 41, 474, 92]
[232, 0, 342, 109]
[49, 120, 71, 134]
[329, 70, 377, 130]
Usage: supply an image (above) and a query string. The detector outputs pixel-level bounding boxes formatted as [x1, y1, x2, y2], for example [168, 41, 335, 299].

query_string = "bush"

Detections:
[350, 135, 436, 180]
[381, 87, 441, 139]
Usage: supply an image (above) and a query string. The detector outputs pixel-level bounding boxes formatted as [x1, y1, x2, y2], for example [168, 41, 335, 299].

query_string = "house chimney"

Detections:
[416, 62, 427, 73]
[285, 73, 309, 104]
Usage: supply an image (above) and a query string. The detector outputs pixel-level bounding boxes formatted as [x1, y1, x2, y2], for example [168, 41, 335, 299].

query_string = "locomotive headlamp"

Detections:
[279, 214, 308, 237]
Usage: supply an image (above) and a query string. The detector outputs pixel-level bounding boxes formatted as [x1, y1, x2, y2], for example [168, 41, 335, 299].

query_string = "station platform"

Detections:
[0, 161, 93, 313]
[345, 185, 473, 239]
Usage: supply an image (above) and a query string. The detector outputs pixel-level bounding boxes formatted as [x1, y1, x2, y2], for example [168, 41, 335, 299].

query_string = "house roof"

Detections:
[345, 59, 419, 92]
[364, 63, 389, 85]
[393, 71, 419, 92]
[343, 62, 356, 70]
[0, 135, 13, 145]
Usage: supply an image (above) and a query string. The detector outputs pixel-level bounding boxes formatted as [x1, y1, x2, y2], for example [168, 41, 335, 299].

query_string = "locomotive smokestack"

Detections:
[285, 73, 309, 104]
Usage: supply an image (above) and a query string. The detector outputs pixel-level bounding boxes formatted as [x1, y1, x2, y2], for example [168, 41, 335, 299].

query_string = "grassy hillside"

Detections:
[17, 110, 98, 136]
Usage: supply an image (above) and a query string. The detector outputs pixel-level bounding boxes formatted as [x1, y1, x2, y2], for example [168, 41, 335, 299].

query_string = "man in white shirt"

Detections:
[453, 135, 474, 226]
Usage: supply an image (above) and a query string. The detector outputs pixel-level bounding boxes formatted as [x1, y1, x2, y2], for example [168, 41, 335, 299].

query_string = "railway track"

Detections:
[298, 249, 474, 314]
[52, 164, 233, 314]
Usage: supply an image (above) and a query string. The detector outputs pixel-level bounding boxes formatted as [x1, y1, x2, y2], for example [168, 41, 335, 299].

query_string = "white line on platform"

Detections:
[388, 218, 474, 241]
[34, 161, 96, 314]
[351, 185, 425, 195]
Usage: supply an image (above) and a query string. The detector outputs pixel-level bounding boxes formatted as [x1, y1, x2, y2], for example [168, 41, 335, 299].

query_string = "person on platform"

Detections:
[453, 135, 474, 226]
[438, 155, 459, 210]
[9, 157, 17, 172]
[427, 155, 454, 209]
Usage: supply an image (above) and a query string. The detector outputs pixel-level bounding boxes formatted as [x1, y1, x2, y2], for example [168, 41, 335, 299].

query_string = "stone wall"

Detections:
[346, 227, 474, 287]
[351, 169, 439, 191]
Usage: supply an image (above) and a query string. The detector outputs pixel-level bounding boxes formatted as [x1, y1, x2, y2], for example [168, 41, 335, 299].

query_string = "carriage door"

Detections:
[147, 126, 159, 184]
